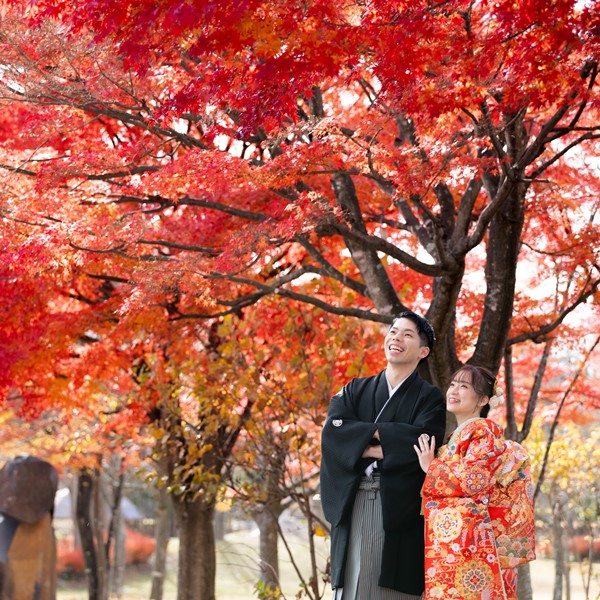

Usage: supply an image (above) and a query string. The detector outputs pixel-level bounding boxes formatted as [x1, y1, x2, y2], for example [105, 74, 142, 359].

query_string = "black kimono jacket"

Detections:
[320, 369, 446, 595]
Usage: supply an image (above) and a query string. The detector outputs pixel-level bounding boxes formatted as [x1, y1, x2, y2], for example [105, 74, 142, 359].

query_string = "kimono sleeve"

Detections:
[422, 421, 505, 499]
[319, 385, 378, 526]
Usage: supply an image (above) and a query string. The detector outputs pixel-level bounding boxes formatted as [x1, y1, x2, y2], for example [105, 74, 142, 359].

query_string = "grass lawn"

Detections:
[57, 529, 600, 600]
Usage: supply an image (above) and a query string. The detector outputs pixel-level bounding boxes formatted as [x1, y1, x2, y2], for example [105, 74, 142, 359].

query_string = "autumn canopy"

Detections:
[0, 0, 598, 445]
[1, 0, 600, 598]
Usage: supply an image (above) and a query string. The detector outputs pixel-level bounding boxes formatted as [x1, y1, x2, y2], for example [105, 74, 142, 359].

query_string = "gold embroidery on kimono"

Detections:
[422, 419, 535, 600]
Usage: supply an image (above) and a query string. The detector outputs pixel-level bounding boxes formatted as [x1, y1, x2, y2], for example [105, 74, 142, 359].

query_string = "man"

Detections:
[320, 311, 446, 600]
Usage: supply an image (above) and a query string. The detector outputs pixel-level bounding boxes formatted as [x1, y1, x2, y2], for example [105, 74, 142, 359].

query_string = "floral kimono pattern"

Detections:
[421, 418, 529, 600]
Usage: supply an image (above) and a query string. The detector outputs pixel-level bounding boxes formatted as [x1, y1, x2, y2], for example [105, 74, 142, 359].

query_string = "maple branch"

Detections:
[391, 193, 441, 258]
[507, 275, 600, 345]
[0, 163, 37, 177]
[112, 194, 270, 222]
[503, 345, 517, 439]
[1, 67, 209, 150]
[515, 90, 587, 173]
[364, 212, 411, 232]
[505, 339, 552, 443]
[86, 165, 162, 181]
[137, 239, 218, 256]
[359, 85, 454, 265]
[480, 101, 507, 162]
[263, 287, 393, 324]
[451, 177, 483, 248]
[466, 174, 519, 251]
[520, 338, 552, 444]
[189, 272, 393, 324]
[534, 335, 600, 500]
[294, 235, 369, 297]
[433, 182, 456, 240]
[331, 172, 406, 315]
[365, 155, 445, 262]
[0, 211, 48, 228]
[329, 221, 443, 276]
[522, 239, 592, 257]
[529, 132, 600, 181]
[68, 240, 173, 262]
[549, 61, 598, 136]
[87, 274, 132, 285]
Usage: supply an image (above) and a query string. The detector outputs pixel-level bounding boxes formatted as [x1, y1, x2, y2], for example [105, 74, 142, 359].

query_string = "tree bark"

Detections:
[255, 506, 281, 592]
[110, 516, 126, 599]
[76, 469, 102, 600]
[331, 172, 404, 317]
[472, 186, 527, 373]
[150, 484, 171, 600]
[93, 471, 108, 600]
[552, 495, 565, 600]
[516, 562, 533, 600]
[172, 497, 216, 600]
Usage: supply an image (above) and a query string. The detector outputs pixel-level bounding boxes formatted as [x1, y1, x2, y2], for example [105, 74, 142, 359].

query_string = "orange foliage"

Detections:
[0, 0, 598, 452]
[56, 527, 156, 575]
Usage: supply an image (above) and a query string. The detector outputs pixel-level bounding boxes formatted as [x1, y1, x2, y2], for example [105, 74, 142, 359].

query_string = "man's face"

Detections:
[383, 318, 430, 367]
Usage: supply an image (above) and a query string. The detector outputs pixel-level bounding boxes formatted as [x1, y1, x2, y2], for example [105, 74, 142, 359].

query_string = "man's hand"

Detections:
[413, 434, 435, 473]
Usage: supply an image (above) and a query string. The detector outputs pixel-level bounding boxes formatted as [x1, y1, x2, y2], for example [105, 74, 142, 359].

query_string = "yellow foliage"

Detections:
[526, 418, 600, 492]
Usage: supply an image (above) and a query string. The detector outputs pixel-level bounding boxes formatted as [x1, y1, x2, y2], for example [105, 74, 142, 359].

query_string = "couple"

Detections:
[320, 311, 535, 600]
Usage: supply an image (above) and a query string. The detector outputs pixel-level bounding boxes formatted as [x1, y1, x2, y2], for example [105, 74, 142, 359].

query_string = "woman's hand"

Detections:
[413, 434, 436, 473]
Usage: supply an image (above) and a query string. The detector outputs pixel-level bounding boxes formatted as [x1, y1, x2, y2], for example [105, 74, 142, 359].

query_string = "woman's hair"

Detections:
[450, 365, 496, 418]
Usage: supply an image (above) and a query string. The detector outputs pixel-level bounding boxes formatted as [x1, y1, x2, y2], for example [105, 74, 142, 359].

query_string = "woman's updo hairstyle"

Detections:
[450, 365, 496, 418]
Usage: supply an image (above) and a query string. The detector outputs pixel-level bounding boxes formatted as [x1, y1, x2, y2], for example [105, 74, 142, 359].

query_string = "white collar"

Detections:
[385, 370, 408, 398]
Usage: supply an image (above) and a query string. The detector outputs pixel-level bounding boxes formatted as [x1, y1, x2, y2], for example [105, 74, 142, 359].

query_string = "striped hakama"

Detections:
[333, 475, 421, 600]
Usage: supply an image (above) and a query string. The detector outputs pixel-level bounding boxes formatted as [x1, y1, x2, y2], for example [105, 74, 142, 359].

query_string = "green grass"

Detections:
[57, 531, 599, 600]
[58, 528, 330, 600]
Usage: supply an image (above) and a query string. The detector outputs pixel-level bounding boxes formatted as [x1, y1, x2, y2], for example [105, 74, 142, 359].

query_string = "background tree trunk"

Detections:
[552, 495, 566, 600]
[255, 506, 282, 592]
[110, 516, 125, 598]
[517, 563, 533, 600]
[76, 469, 102, 600]
[172, 497, 216, 600]
[150, 484, 171, 600]
[93, 471, 108, 600]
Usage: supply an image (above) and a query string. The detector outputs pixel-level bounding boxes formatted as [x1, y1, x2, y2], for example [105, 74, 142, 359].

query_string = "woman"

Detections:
[413, 366, 534, 600]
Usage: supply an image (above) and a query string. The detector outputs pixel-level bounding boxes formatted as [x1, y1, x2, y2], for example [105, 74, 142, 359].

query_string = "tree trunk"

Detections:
[150, 484, 171, 600]
[516, 562, 533, 600]
[172, 497, 216, 600]
[104, 467, 124, 599]
[93, 471, 108, 600]
[76, 470, 102, 600]
[473, 188, 526, 373]
[110, 516, 126, 598]
[255, 507, 280, 592]
[552, 497, 565, 600]
[563, 517, 571, 600]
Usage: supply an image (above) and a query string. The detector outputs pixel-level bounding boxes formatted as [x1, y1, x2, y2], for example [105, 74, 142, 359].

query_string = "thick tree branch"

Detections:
[294, 235, 369, 297]
[329, 222, 443, 276]
[331, 172, 405, 316]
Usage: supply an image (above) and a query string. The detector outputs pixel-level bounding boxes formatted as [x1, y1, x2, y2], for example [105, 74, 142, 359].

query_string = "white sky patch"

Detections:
[214, 134, 248, 155]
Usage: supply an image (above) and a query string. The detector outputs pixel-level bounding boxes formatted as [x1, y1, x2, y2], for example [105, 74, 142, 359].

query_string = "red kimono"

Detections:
[421, 418, 535, 600]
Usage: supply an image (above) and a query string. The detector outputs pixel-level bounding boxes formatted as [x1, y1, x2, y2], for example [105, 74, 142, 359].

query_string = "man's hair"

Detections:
[392, 310, 436, 352]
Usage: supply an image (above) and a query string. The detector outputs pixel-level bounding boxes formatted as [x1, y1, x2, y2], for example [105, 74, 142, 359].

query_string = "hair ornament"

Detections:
[489, 383, 503, 409]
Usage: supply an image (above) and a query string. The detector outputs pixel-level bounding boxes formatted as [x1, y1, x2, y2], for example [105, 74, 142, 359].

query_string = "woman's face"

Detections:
[446, 371, 488, 422]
